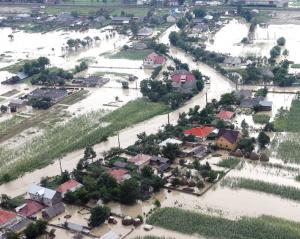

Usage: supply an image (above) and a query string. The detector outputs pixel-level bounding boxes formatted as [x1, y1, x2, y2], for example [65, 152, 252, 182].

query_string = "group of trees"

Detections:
[30, 97, 52, 109]
[23, 57, 50, 76]
[30, 67, 73, 86]
[74, 61, 88, 74]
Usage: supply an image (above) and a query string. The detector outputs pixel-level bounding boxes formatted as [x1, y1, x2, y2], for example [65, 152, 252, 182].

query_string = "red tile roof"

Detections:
[171, 70, 196, 83]
[0, 209, 17, 225]
[56, 179, 82, 193]
[147, 52, 166, 65]
[19, 200, 45, 217]
[108, 169, 129, 183]
[216, 111, 235, 120]
[183, 126, 215, 138]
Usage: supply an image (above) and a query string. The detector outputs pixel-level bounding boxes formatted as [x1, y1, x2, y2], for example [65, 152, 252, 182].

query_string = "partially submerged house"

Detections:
[159, 138, 183, 148]
[111, 16, 130, 25]
[137, 27, 153, 37]
[150, 156, 170, 173]
[0, 209, 30, 233]
[127, 154, 152, 171]
[143, 52, 166, 69]
[258, 100, 272, 111]
[216, 129, 239, 150]
[240, 96, 264, 109]
[27, 184, 62, 207]
[27, 88, 68, 104]
[223, 56, 242, 67]
[170, 70, 197, 93]
[8, 99, 27, 112]
[216, 110, 235, 121]
[108, 169, 131, 183]
[73, 76, 109, 87]
[56, 179, 83, 198]
[42, 202, 65, 220]
[16, 200, 45, 218]
[183, 126, 216, 141]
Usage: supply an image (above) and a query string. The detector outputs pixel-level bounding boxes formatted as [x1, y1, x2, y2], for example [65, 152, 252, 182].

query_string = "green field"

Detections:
[0, 116, 26, 136]
[252, 114, 270, 124]
[107, 50, 152, 60]
[0, 98, 169, 184]
[217, 157, 240, 168]
[222, 177, 300, 202]
[147, 207, 300, 239]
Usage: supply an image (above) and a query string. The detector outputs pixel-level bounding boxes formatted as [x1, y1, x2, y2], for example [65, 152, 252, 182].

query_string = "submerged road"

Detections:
[0, 26, 235, 197]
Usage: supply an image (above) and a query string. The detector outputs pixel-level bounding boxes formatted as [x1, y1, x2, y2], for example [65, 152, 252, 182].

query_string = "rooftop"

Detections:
[56, 179, 82, 194]
[128, 154, 152, 166]
[17, 200, 45, 217]
[171, 70, 196, 83]
[108, 169, 131, 183]
[0, 209, 17, 226]
[216, 111, 235, 120]
[146, 52, 166, 65]
[183, 126, 215, 138]
[27, 184, 57, 200]
[217, 129, 239, 144]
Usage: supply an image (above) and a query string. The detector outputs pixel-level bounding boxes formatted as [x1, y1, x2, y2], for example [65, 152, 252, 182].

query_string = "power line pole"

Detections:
[205, 92, 208, 105]
[59, 157, 63, 175]
[167, 113, 170, 125]
[117, 132, 121, 148]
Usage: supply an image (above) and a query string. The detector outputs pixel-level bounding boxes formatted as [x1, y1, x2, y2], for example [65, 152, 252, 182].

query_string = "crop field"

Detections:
[252, 114, 270, 124]
[221, 177, 300, 202]
[0, 98, 169, 183]
[107, 50, 152, 60]
[274, 133, 300, 164]
[147, 207, 300, 239]
[216, 157, 240, 169]
[0, 116, 26, 136]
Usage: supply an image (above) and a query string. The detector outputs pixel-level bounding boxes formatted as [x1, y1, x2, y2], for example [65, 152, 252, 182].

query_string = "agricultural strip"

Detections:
[147, 207, 300, 239]
[221, 177, 300, 202]
[107, 50, 152, 60]
[216, 157, 240, 169]
[0, 116, 26, 136]
[0, 98, 169, 183]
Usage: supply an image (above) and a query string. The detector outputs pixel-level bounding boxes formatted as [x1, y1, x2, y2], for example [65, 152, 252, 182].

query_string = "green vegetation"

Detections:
[222, 177, 300, 202]
[108, 50, 152, 60]
[217, 157, 240, 169]
[0, 116, 26, 136]
[276, 133, 300, 164]
[147, 207, 300, 239]
[0, 60, 27, 73]
[291, 64, 300, 69]
[0, 98, 169, 184]
[295, 175, 300, 182]
[59, 90, 89, 105]
[274, 100, 300, 132]
[252, 114, 270, 124]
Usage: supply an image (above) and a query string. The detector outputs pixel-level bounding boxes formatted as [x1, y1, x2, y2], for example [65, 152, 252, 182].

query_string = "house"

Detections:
[150, 156, 170, 173]
[8, 99, 27, 112]
[42, 202, 65, 220]
[240, 96, 264, 109]
[111, 17, 130, 25]
[183, 126, 216, 141]
[64, 222, 90, 234]
[171, 70, 197, 93]
[128, 154, 152, 171]
[73, 76, 110, 87]
[204, 15, 213, 21]
[223, 56, 242, 67]
[216, 129, 239, 150]
[182, 145, 208, 158]
[166, 12, 184, 23]
[27, 184, 62, 207]
[56, 179, 83, 198]
[108, 169, 131, 183]
[258, 100, 272, 111]
[0, 209, 17, 230]
[143, 52, 166, 69]
[216, 111, 235, 121]
[113, 161, 128, 169]
[137, 27, 153, 37]
[16, 200, 45, 218]
[131, 42, 148, 50]
[192, 18, 204, 24]
[235, 90, 252, 100]
[159, 138, 183, 148]
[192, 23, 209, 33]
[27, 88, 68, 103]
[168, 0, 179, 6]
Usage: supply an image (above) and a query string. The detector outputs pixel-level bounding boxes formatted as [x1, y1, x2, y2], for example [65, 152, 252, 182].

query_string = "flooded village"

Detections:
[1, 0, 300, 238]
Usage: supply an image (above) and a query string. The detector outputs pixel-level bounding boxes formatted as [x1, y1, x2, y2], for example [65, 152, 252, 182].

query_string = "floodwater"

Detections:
[207, 19, 300, 63]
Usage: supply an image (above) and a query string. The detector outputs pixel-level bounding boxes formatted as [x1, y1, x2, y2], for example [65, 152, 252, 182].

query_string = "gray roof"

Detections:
[112, 17, 130, 21]
[240, 96, 264, 108]
[223, 56, 242, 65]
[150, 156, 170, 164]
[66, 222, 84, 232]
[113, 161, 128, 168]
[235, 90, 252, 99]
[28, 88, 68, 101]
[259, 100, 272, 107]
[28, 185, 57, 200]
[42, 202, 65, 219]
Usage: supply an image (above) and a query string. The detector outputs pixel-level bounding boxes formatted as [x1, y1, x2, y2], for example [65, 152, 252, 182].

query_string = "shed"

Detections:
[42, 202, 65, 220]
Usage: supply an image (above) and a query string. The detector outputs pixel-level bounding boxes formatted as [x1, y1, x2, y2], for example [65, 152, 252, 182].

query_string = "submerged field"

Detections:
[0, 98, 169, 184]
[147, 207, 300, 239]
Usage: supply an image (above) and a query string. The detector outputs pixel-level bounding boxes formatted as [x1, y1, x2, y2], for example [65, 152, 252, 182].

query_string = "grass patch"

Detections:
[291, 64, 300, 69]
[222, 177, 300, 202]
[275, 133, 300, 164]
[111, 8, 168, 17]
[261, 162, 299, 172]
[1, 89, 20, 97]
[252, 114, 270, 124]
[44, 6, 98, 15]
[0, 116, 26, 136]
[147, 207, 300, 239]
[0, 98, 169, 184]
[107, 49, 152, 60]
[217, 157, 240, 168]
[295, 175, 300, 182]
[0, 61, 26, 73]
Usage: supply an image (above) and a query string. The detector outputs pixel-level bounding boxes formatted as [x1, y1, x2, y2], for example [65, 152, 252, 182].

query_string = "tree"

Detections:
[257, 131, 270, 148]
[84, 146, 96, 161]
[193, 7, 206, 18]
[277, 37, 286, 46]
[141, 165, 154, 178]
[129, 20, 139, 35]
[89, 206, 110, 227]
[219, 92, 237, 105]
[60, 170, 70, 183]
[270, 46, 281, 59]
[154, 199, 161, 207]
[119, 179, 139, 205]
[0, 105, 8, 113]
[162, 143, 180, 162]
[24, 220, 47, 239]
[122, 81, 129, 89]
[176, 18, 187, 30]
[6, 232, 19, 239]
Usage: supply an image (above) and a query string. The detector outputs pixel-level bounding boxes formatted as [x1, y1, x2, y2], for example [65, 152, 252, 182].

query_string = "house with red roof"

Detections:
[56, 179, 83, 198]
[143, 52, 166, 69]
[0, 209, 17, 229]
[108, 169, 131, 183]
[128, 154, 152, 172]
[216, 129, 239, 150]
[216, 110, 235, 121]
[183, 126, 216, 141]
[171, 70, 197, 93]
[16, 200, 45, 218]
